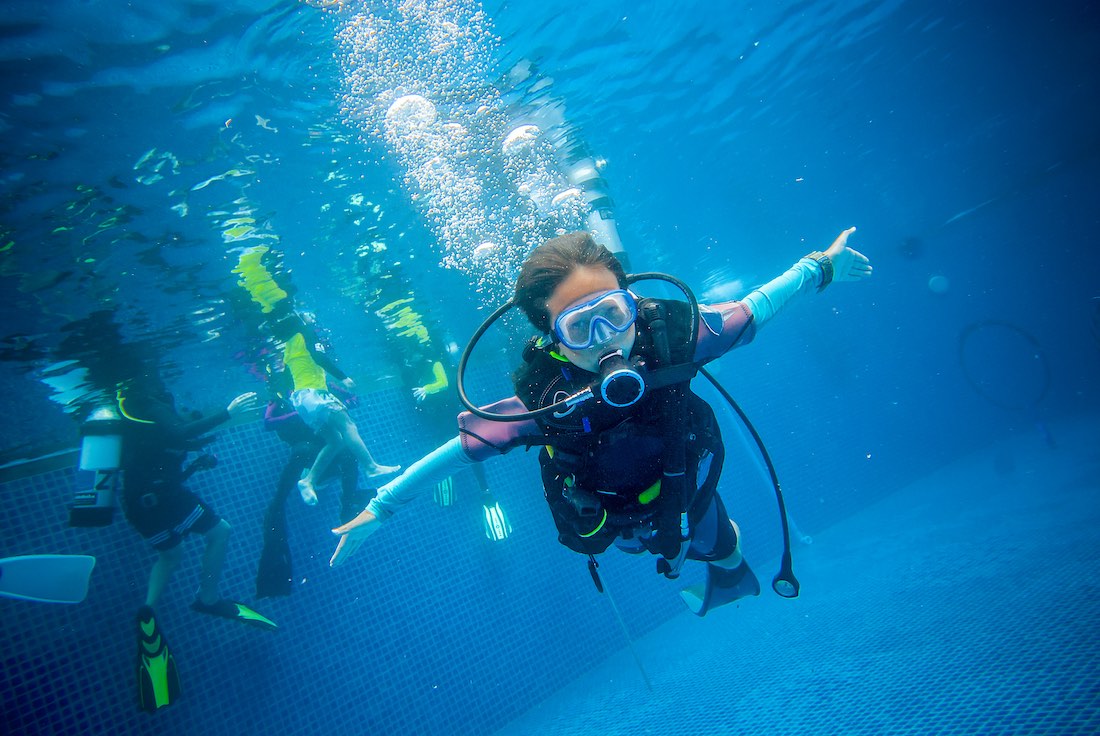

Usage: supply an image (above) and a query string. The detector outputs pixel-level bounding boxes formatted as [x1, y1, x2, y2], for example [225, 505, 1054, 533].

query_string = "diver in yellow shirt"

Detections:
[271, 309, 399, 504]
[398, 327, 511, 542]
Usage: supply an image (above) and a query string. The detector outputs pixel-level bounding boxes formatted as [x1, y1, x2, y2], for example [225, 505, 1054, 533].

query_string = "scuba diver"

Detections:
[268, 304, 400, 505]
[228, 244, 395, 592]
[255, 389, 374, 598]
[116, 380, 277, 711]
[381, 299, 511, 541]
[48, 311, 277, 711]
[330, 228, 871, 616]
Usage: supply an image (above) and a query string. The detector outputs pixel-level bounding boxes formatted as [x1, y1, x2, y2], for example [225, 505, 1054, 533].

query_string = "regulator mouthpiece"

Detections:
[598, 350, 645, 407]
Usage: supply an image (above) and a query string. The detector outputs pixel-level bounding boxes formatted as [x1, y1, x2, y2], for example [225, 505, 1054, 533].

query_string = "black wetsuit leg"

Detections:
[256, 441, 314, 598]
[686, 491, 738, 562]
[337, 451, 373, 525]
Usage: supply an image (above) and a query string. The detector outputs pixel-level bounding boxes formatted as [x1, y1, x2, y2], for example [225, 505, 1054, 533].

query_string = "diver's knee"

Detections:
[159, 544, 184, 568]
[331, 409, 354, 432]
[208, 518, 231, 541]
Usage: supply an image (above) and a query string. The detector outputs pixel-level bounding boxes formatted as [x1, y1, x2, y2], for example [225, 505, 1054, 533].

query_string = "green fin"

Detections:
[136, 606, 180, 712]
[191, 598, 277, 630]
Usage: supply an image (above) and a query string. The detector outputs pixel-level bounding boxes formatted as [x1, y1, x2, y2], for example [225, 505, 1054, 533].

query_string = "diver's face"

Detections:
[546, 265, 636, 373]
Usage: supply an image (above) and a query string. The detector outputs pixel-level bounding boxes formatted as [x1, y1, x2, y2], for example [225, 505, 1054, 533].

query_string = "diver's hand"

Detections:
[329, 508, 382, 567]
[340, 377, 357, 392]
[226, 392, 260, 417]
[413, 386, 429, 403]
[823, 227, 872, 283]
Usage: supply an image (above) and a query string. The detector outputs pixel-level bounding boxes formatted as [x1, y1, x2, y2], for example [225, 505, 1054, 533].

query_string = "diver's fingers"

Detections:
[332, 507, 377, 535]
[229, 392, 252, 409]
[330, 528, 371, 566]
[831, 246, 872, 282]
[830, 226, 857, 251]
[329, 536, 345, 567]
[847, 247, 869, 265]
[330, 515, 381, 567]
[329, 533, 360, 567]
[848, 248, 872, 279]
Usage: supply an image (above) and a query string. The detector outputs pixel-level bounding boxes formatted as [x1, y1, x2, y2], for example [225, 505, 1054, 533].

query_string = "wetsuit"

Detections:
[119, 392, 228, 550]
[363, 255, 829, 559]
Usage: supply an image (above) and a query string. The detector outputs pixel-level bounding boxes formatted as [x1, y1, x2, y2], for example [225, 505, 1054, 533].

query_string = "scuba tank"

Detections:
[69, 405, 124, 527]
[557, 142, 629, 271]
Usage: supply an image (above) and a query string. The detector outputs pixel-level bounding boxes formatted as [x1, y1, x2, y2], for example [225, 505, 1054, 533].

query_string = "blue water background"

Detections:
[1, 1, 1097, 734]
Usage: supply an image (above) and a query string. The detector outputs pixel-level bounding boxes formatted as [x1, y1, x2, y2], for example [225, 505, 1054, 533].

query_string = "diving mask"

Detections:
[552, 289, 637, 350]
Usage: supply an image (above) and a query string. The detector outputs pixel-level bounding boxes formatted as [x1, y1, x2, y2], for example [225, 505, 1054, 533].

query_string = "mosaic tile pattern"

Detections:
[494, 418, 1100, 736]
[1, 369, 956, 736]
[0, 380, 665, 736]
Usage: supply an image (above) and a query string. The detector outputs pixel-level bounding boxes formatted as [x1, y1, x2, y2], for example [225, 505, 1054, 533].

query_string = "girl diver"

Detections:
[329, 229, 870, 614]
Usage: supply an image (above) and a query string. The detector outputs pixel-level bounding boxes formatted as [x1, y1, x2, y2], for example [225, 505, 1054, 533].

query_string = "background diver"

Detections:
[329, 228, 871, 616]
[268, 304, 400, 504]
[49, 312, 277, 711]
[378, 295, 511, 541]
[255, 385, 374, 598]
[116, 379, 277, 712]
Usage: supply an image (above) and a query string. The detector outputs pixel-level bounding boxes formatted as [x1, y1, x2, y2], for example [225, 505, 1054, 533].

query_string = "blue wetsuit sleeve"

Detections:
[365, 437, 473, 520]
[741, 257, 825, 328]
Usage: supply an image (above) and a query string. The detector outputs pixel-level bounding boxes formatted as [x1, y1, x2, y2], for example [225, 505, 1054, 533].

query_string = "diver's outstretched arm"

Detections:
[743, 227, 871, 327]
[693, 228, 871, 363]
[329, 437, 474, 566]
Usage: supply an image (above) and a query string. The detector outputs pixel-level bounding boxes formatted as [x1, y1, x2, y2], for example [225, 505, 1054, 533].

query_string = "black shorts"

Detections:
[123, 483, 222, 551]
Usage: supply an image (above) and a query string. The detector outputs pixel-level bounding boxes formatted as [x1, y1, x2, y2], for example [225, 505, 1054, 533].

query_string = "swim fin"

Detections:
[433, 476, 455, 507]
[0, 554, 95, 604]
[137, 605, 180, 712]
[482, 492, 511, 542]
[191, 598, 278, 631]
[256, 500, 292, 599]
[679, 559, 761, 617]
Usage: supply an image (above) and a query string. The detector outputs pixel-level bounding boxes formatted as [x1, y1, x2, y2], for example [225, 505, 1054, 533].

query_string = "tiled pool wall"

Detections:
[0, 357, 996, 735]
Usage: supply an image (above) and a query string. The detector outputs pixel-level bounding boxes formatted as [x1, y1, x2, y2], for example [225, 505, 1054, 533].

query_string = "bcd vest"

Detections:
[513, 298, 723, 554]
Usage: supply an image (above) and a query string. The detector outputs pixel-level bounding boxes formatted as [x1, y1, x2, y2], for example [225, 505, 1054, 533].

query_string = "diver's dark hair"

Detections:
[514, 232, 627, 333]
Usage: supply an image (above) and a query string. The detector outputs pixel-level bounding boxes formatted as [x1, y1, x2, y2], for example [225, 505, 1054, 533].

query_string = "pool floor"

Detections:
[496, 417, 1100, 736]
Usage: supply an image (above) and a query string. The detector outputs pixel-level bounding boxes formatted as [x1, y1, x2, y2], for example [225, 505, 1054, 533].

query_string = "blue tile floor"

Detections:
[495, 416, 1100, 736]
